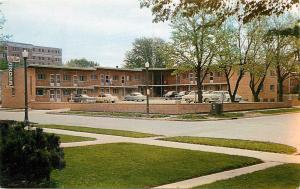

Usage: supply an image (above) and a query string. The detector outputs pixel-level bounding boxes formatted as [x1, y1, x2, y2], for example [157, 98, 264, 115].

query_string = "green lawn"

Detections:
[37, 124, 160, 138]
[254, 108, 300, 115]
[51, 143, 262, 188]
[160, 136, 297, 154]
[196, 163, 300, 189]
[55, 134, 96, 143]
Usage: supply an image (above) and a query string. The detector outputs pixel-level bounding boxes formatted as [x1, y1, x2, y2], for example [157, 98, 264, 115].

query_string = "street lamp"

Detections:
[145, 62, 150, 115]
[174, 62, 178, 92]
[22, 50, 29, 128]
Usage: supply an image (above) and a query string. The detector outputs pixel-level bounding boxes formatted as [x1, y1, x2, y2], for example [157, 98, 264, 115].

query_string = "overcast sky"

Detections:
[1, 0, 171, 67]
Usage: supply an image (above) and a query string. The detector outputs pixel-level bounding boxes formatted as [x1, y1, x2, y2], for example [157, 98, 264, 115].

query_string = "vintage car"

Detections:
[124, 92, 146, 102]
[174, 91, 189, 100]
[96, 94, 118, 103]
[210, 91, 243, 103]
[163, 91, 178, 100]
[72, 94, 96, 103]
[182, 90, 213, 103]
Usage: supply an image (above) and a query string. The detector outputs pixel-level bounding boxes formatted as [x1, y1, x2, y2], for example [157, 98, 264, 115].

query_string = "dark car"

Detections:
[174, 91, 189, 100]
[164, 91, 178, 100]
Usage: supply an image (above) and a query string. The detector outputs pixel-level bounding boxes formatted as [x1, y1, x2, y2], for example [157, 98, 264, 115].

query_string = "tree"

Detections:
[215, 16, 259, 102]
[123, 37, 171, 68]
[247, 20, 275, 102]
[140, 0, 298, 24]
[0, 121, 65, 188]
[267, 15, 299, 101]
[66, 58, 99, 68]
[170, 12, 219, 103]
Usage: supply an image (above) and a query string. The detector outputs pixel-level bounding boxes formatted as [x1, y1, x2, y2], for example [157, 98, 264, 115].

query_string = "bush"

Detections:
[0, 120, 65, 188]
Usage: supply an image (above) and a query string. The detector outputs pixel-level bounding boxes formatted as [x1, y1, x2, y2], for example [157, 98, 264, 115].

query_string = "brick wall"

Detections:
[30, 101, 291, 114]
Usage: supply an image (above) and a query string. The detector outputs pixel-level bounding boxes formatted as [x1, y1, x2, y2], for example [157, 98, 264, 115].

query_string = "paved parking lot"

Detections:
[0, 109, 300, 150]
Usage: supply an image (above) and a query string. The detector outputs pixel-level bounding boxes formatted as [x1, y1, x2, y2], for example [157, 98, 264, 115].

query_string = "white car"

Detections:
[124, 92, 146, 102]
[210, 91, 242, 103]
[182, 91, 213, 103]
[96, 94, 118, 103]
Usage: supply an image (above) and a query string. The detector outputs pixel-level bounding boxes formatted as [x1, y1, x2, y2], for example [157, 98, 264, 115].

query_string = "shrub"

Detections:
[0, 120, 65, 188]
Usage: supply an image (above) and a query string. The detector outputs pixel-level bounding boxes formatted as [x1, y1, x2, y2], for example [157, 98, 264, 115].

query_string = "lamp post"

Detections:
[145, 62, 150, 115]
[22, 50, 29, 128]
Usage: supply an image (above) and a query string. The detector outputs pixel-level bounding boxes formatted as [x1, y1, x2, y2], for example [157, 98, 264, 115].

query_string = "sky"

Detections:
[1, 0, 171, 67]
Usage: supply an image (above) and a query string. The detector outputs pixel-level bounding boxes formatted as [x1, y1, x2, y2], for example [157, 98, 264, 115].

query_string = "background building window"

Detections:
[113, 89, 118, 94]
[113, 75, 119, 81]
[270, 85, 275, 91]
[121, 76, 125, 84]
[91, 74, 97, 80]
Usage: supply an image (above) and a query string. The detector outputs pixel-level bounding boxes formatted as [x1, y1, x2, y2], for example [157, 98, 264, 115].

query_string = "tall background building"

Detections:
[2, 41, 62, 66]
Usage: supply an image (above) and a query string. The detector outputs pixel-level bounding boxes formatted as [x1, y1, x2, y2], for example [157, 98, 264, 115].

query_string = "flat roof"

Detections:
[28, 64, 96, 71]
[28, 64, 174, 72]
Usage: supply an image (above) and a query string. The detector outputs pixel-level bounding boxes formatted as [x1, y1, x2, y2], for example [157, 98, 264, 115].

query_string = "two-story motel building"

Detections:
[1, 64, 278, 108]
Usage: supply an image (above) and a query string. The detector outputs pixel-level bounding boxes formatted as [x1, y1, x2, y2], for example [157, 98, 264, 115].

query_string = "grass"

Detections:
[196, 163, 300, 189]
[211, 112, 244, 118]
[55, 134, 96, 143]
[254, 108, 300, 115]
[160, 136, 297, 154]
[55, 111, 170, 119]
[176, 114, 208, 120]
[51, 143, 262, 188]
[37, 124, 160, 138]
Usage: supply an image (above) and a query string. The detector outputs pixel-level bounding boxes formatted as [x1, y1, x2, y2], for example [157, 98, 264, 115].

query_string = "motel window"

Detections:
[82, 90, 87, 94]
[189, 73, 194, 82]
[209, 72, 214, 80]
[63, 75, 71, 81]
[42, 49, 44, 52]
[121, 76, 125, 84]
[263, 98, 268, 102]
[63, 89, 71, 96]
[105, 75, 110, 83]
[100, 88, 105, 94]
[37, 74, 46, 80]
[113, 75, 119, 81]
[270, 98, 275, 102]
[36, 89, 45, 96]
[270, 85, 275, 91]
[79, 75, 87, 81]
[127, 75, 131, 81]
[100, 74, 105, 85]
[113, 89, 118, 94]
[50, 74, 55, 84]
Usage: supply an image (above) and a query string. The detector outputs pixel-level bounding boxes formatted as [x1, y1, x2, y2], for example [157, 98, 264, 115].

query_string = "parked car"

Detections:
[124, 92, 146, 102]
[210, 91, 242, 103]
[182, 90, 213, 103]
[164, 91, 178, 100]
[96, 94, 118, 103]
[174, 91, 189, 100]
[72, 94, 96, 103]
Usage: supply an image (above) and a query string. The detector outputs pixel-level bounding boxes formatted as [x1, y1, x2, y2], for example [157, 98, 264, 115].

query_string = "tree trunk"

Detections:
[253, 94, 260, 102]
[196, 68, 203, 103]
[278, 79, 284, 102]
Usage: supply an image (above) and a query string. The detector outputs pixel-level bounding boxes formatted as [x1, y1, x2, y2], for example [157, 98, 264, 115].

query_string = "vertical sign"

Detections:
[8, 61, 14, 87]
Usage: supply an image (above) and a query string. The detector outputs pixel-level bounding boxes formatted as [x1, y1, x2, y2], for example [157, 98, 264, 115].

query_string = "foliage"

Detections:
[170, 11, 220, 102]
[0, 120, 65, 188]
[140, 0, 297, 24]
[66, 58, 99, 68]
[0, 59, 7, 70]
[123, 37, 172, 68]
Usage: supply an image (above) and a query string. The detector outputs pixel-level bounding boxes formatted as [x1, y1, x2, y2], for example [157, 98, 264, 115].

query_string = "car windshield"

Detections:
[105, 94, 112, 97]
[81, 95, 89, 98]
[166, 91, 175, 95]
[178, 91, 186, 95]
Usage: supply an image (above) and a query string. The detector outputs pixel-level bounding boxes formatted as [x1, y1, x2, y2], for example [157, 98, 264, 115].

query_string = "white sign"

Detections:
[8, 61, 14, 87]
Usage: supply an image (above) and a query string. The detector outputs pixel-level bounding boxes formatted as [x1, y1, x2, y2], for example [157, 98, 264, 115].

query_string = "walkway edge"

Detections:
[154, 162, 284, 189]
